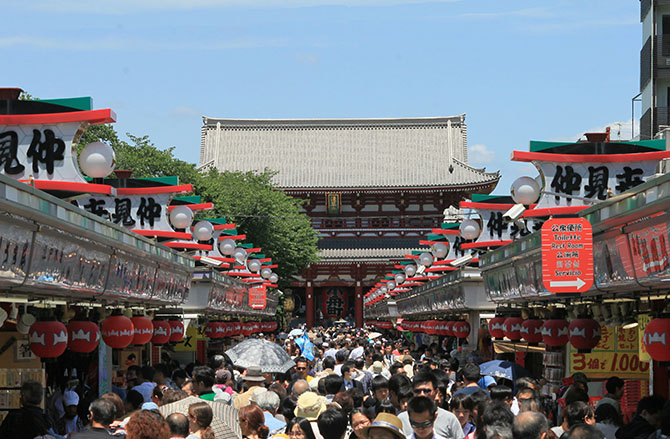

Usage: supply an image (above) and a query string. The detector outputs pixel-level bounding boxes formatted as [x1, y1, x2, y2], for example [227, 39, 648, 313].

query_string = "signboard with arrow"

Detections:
[542, 217, 594, 293]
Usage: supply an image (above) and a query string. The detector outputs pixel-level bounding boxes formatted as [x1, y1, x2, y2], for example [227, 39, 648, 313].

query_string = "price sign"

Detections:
[542, 218, 594, 293]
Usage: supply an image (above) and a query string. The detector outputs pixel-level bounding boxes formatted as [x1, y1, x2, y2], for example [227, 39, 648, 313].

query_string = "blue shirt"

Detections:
[264, 412, 286, 435]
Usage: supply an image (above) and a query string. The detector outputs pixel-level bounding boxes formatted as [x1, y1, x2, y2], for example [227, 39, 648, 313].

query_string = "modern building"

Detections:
[200, 116, 500, 327]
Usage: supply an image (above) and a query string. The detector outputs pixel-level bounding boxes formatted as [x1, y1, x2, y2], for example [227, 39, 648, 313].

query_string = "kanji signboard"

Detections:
[542, 218, 593, 293]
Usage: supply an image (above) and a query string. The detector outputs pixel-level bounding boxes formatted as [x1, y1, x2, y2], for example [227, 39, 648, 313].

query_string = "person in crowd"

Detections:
[235, 366, 267, 409]
[167, 413, 190, 439]
[213, 368, 235, 404]
[287, 417, 318, 439]
[371, 361, 392, 380]
[616, 396, 665, 439]
[595, 378, 624, 421]
[513, 411, 550, 439]
[257, 390, 287, 436]
[489, 386, 512, 409]
[562, 374, 589, 405]
[450, 393, 475, 436]
[358, 412, 406, 439]
[383, 345, 396, 369]
[280, 397, 298, 424]
[125, 409, 171, 439]
[125, 389, 144, 415]
[70, 398, 117, 439]
[191, 366, 216, 401]
[594, 404, 620, 439]
[349, 408, 372, 439]
[390, 363, 406, 377]
[292, 379, 311, 399]
[0, 380, 53, 439]
[397, 370, 464, 439]
[56, 389, 83, 435]
[182, 379, 196, 397]
[552, 402, 596, 438]
[478, 377, 496, 393]
[389, 374, 412, 413]
[407, 396, 439, 439]
[318, 407, 350, 439]
[511, 378, 539, 416]
[155, 363, 178, 391]
[334, 392, 355, 417]
[294, 391, 327, 439]
[172, 370, 189, 389]
[187, 401, 215, 439]
[371, 376, 390, 402]
[240, 402, 271, 439]
[101, 392, 126, 433]
[127, 366, 156, 403]
[478, 402, 514, 439]
[454, 364, 483, 396]
[294, 358, 315, 384]
[324, 374, 345, 402]
[343, 363, 364, 391]
[466, 390, 491, 439]
[517, 389, 541, 413]
[565, 424, 605, 439]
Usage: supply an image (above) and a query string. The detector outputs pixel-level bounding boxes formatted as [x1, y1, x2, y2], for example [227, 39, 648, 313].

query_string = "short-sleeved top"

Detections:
[399, 407, 465, 439]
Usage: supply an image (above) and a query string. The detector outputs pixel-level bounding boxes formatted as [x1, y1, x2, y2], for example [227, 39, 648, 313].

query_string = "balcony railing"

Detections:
[311, 216, 441, 230]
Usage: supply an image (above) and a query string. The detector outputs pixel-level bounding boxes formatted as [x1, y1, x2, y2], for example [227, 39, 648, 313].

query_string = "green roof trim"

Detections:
[37, 97, 93, 111]
[441, 223, 459, 229]
[220, 228, 238, 235]
[471, 194, 509, 202]
[138, 176, 180, 185]
[262, 261, 273, 265]
[427, 234, 446, 241]
[529, 139, 666, 152]
[249, 253, 265, 259]
[411, 250, 424, 255]
[174, 195, 201, 204]
[399, 261, 414, 265]
[201, 217, 227, 225]
[239, 243, 254, 249]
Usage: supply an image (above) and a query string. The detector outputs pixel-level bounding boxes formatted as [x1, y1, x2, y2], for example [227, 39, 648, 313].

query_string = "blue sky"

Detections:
[4, 0, 640, 193]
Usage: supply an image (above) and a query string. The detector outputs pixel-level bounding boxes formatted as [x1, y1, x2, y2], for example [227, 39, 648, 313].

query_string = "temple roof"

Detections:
[200, 116, 500, 189]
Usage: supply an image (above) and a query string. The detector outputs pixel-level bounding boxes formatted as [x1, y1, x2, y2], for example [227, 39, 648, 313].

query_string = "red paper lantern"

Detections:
[30, 321, 68, 358]
[442, 321, 453, 337]
[452, 321, 471, 339]
[542, 319, 569, 347]
[569, 319, 602, 353]
[643, 317, 670, 362]
[151, 320, 171, 345]
[67, 321, 100, 353]
[169, 320, 185, 342]
[521, 319, 544, 344]
[489, 317, 506, 339]
[205, 321, 224, 339]
[503, 317, 524, 341]
[131, 316, 153, 345]
[101, 316, 134, 349]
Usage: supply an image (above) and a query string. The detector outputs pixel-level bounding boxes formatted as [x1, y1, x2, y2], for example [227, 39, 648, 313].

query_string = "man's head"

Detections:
[605, 377, 624, 400]
[292, 379, 310, 397]
[564, 424, 605, 439]
[20, 380, 43, 407]
[637, 395, 665, 429]
[482, 402, 514, 439]
[384, 345, 393, 356]
[63, 390, 79, 418]
[126, 365, 142, 387]
[513, 411, 549, 439]
[341, 363, 354, 380]
[323, 356, 336, 371]
[412, 370, 438, 400]
[89, 398, 117, 428]
[517, 389, 540, 413]
[256, 390, 281, 415]
[317, 407, 349, 439]
[359, 413, 405, 439]
[407, 396, 437, 439]
[167, 413, 190, 438]
[192, 366, 215, 395]
[295, 357, 310, 379]
[461, 363, 481, 385]
[154, 363, 170, 385]
[390, 362, 405, 376]
[325, 374, 344, 395]
[371, 376, 390, 401]
[515, 377, 538, 393]
[572, 373, 588, 391]
[336, 350, 348, 364]
[565, 402, 595, 428]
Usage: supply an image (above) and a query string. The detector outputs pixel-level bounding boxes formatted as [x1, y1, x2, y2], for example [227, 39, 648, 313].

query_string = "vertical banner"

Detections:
[98, 340, 112, 396]
[638, 314, 652, 362]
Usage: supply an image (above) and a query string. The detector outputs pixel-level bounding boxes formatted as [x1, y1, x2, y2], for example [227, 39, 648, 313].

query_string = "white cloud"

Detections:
[469, 144, 496, 165]
[550, 119, 635, 143]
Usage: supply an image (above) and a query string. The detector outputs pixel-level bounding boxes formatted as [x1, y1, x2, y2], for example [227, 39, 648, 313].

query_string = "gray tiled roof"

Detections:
[200, 116, 500, 189]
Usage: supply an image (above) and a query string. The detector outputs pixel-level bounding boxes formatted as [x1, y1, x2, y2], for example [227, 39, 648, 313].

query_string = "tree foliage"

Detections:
[79, 124, 319, 285]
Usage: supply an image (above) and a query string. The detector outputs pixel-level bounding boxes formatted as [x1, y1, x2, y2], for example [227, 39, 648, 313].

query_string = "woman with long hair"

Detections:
[286, 416, 317, 439]
[187, 402, 215, 439]
[239, 404, 270, 439]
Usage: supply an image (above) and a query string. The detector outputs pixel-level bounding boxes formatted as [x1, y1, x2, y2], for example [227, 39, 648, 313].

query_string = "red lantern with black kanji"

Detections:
[169, 320, 185, 342]
[151, 320, 170, 345]
[569, 318, 602, 353]
[489, 317, 506, 339]
[521, 319, 544, 344]
[30, 321, 68, 358]
[643, 317, 670, 362]
[542, 319, 569, 347]
[67, 321, 100, 353]
[131, 316, 153, 345]
[452, 321, 471, 339]
[503, 317, 523, 341]
[101, 315, 134, 349]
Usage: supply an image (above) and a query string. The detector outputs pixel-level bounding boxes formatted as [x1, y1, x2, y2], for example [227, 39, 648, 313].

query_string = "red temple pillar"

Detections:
[355, 282, 363, 328]
[306, 282, 314, 328]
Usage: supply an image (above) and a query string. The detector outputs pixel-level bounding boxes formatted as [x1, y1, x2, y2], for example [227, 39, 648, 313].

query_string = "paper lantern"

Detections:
[404, 264, 417, 277]
[151, 320, 171, 345]
[542, 319, 569, 347]
[520, 319, 544, 344]
[419, 253, 434, 267]
[131, 316, 153, 345]
[219, 238, 236, 256]
[67, 321, 100, 353]
[169, 320, 185, 342]
[488, 317, 506, 339]
[205, 321, 225, 339]
[569, 318, 602, 353]
[30, 321, 68, 358]
[169, 206, 193, 230]
[79, 142, 116, 178]
[192, 221, 214, 242]
[643, 317, 670, 362]
[503, 317, 524, 341]
[511, 176, 541, 205]
[431, 242, 449, 259]
[453, 321, 471, 339]
[460, 219, 481, 240]
[444, 321, 455, 337]
[101, 316, 134, 349]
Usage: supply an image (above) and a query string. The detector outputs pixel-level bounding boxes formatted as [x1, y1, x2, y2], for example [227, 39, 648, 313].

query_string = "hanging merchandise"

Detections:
[30, 321, 68, 358]
[67, 321, 100, 353]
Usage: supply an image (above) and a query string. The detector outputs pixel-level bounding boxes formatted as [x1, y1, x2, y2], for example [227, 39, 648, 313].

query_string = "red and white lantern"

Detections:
[520, 319, 544, 344]
[542, 319, 569, 347]
[67, 321, 100, 353]
[503, 317, 524, 341]
[151, 320, 171, 345]
[489, 317, 506, 339]
[101, 316, 134, 349]
[30, 321, 68, 358]
[205, 321, 224, 339]
[169, 320, 185, 342]
[131, 316, 153, 345]
[568, 318, 602, 353]
[643, 317, 670, 362]
[453, 321, 471, 339]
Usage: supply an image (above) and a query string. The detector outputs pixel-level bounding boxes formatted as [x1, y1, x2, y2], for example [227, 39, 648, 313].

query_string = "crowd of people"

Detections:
[2, 326, 669, 439]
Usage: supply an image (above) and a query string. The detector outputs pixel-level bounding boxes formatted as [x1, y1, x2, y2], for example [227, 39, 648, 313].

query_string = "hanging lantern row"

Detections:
[27, 316, 186, 358]
[390, 319, 471, 339]
[204, 320, 278, 339]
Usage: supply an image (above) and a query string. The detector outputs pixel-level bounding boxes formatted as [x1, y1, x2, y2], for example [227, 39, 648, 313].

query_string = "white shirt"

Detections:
[399, 408, 464, 439]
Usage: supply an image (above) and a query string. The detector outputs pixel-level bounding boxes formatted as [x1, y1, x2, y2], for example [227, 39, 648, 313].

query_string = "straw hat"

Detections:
[371, 361, 384, 374]
[359, 413, 405, 439]
[294, 392, 327, 421]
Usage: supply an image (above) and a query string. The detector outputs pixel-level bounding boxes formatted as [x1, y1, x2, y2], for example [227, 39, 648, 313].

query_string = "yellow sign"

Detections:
[638, 314, 652, 362]
[174, 326, 198, 352]
[569, 325, 649, 379]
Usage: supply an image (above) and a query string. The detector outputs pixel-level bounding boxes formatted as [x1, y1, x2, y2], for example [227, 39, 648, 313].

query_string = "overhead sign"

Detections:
[541, 218, 593, 293]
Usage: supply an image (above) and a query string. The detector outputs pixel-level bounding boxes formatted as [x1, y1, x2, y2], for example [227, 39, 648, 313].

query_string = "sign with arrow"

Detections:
[542, 217, 593, 293]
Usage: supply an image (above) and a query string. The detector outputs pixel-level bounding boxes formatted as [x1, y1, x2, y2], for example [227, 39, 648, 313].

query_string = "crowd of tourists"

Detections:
[2, 326, 669, 439]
